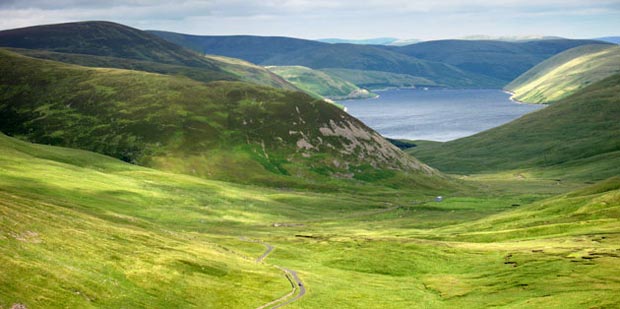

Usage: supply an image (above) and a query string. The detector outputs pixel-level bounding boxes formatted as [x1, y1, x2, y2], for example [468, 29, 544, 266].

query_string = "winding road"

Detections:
[241, 239, 306, 309]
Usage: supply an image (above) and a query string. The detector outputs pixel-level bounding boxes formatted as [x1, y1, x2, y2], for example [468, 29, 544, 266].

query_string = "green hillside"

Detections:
[320, 68, 437, 90]
[505, 44, 620, 103]
[0, 49, 436, 186]
[409, 74, 620, 181]
[267, 66, 377, 100]
[205, 55, 298, 91]
[391, 39, 609, 84]
[0, 22, 300, 91]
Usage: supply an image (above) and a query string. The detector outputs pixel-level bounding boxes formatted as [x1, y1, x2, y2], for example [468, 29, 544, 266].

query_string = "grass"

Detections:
[506, 44, 620, 103]
[1, 132, 618, 308]
[267, 65, 377, 100]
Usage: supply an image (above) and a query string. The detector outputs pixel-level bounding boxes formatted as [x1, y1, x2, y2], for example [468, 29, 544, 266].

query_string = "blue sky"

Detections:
[0, 0, 618, 40]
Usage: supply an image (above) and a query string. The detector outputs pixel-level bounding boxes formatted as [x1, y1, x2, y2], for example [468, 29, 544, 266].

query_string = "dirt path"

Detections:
[271, 267, 305, 309]
[240, 239, 306, 309]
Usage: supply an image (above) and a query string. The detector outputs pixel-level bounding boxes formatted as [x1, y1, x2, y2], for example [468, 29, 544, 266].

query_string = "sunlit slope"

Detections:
[320, 68, 437, 90]
[505, 44, 620, 103]
[435, 176, 620, 242]
[205, 55, 299, 90]
[267, 65, 376, 100]
[0, 132, 293, 308]
[409, 74, 620, 180]
[0, 50, 437, 185]
[0, 21, 299, 91]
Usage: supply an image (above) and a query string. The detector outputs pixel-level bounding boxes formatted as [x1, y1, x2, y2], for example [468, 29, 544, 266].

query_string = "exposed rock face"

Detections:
[287, 106, 437, 176]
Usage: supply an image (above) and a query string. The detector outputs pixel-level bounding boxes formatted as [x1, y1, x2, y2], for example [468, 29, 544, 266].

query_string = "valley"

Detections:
[0, 19, 618, 309]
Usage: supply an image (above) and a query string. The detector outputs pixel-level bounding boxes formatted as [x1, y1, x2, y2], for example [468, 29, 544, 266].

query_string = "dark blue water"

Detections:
[339, 88, 545, 142]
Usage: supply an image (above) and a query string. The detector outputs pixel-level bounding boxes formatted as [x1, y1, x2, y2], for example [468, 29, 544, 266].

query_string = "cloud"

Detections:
[0, 0, 618, 39]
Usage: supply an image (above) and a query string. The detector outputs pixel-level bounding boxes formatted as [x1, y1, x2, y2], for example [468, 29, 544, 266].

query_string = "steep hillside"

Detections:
[150, 31, 504, 88]
[409, 74, 620, 181]
[0, 49, 436, 185]
[205, 55, 298, 91]
[505, 44, 620, 103]
[267, 66, 376, 100]
[390, 39, 609, 84]
[0, 22, 299, 91]
[320, 68, 437, 90]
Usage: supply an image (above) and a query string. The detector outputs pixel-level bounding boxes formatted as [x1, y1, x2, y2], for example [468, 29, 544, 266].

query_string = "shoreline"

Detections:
[502, 89, 528, 104]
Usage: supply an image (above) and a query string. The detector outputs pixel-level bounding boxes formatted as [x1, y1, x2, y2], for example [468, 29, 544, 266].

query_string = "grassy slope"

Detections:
[391, 39, 610, 84]
[267, 66, 377, 100]
[205, 55, 298, 91]
[409, 74, 620, 181]
[505, 44, 620, 103]
[0, 49, 439, 187]
[2, 131, 619, 308]
[320, 68, 437, 90]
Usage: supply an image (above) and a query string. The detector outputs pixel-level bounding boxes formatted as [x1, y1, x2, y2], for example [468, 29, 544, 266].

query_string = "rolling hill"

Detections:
[149, 31, 505, 88]
[267, 66, 377, 100]
[408, 74, 620, 181]
[0, 49, 437, 186]
[505, 44, 620, 103]
[0, 22, 299, 91]
[387, 39, 610, 84]
[0, 21, 221, 68]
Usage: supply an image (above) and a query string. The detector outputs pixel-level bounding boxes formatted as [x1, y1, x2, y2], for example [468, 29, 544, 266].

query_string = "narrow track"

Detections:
[241, 239, 306, 309]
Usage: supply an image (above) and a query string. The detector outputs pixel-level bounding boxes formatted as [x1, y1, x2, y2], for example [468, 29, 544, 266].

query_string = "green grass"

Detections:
[267, 66, 377, 100]
[506, 44, 620, 103]
[320, 68, 437, 90]
[409, 74, 620, 181]
[1, 121, 619, 308]
[0, 49, 438, 187]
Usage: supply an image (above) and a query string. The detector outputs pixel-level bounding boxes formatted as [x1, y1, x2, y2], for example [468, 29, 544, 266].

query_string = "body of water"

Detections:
[339, 88, 545, 142]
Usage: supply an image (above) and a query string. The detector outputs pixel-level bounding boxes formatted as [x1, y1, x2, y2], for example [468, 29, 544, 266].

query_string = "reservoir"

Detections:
[339, 88, 545, 142]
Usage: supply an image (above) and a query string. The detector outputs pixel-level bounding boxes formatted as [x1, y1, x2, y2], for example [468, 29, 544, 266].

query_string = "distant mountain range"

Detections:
[595, 36, 620, 44]
[150, 30, 607, 88]
[318, 37, 399, 45]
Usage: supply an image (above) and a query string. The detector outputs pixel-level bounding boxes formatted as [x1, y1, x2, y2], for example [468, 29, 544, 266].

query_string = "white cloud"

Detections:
[0, 0, 618, 39]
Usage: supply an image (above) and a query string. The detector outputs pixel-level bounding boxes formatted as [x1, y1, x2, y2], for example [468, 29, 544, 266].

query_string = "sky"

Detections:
[0, 0, 619, 40]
